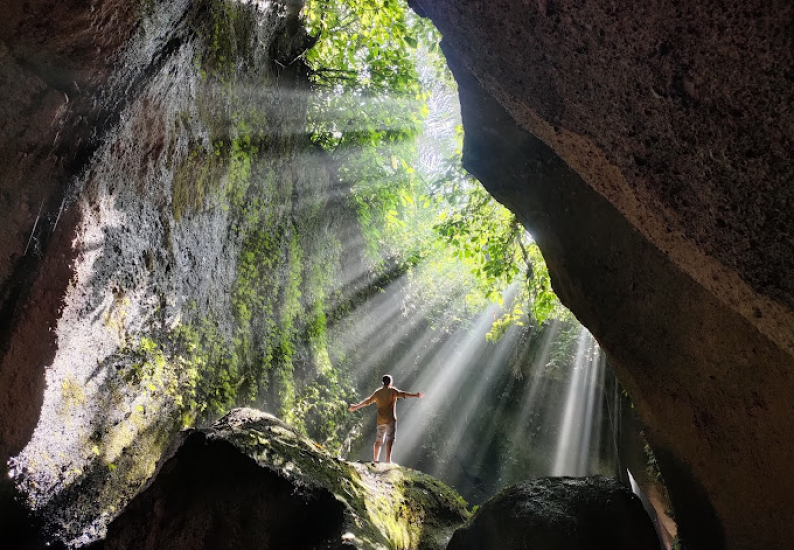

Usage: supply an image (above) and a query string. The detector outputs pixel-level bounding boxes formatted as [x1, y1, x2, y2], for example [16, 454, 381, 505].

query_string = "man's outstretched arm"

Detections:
[397, 391, 425, 399]
[348, 392, 377, 412]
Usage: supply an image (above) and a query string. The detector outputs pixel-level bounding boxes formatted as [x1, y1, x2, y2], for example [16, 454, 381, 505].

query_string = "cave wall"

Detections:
[407, 1, 794, 549]
[0, 0, 366, 544]
[0, 0, 143, 467]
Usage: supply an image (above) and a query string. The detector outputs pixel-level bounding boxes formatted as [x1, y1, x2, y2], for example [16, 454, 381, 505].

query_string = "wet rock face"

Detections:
[447, 477, 659, 550]
[96, 409, 470, 550]
[0, 0, 142, 463]
[408, 1, 794, 550]
[1, 0, 348, 544]
[1, 1, 148, 543]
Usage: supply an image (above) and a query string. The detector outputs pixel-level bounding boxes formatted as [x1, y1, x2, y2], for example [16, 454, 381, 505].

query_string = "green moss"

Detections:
[171, 0, 273, 221]
[59, 375, 87, 414]
[162, 0, 354, 449]
[172, 317, 240, 418]
[194, 0, 256, 80]
[172, 142, 228, 220]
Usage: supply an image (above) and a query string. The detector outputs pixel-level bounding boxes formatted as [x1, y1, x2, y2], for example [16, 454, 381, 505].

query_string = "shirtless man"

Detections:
[348, 375, 424, 463]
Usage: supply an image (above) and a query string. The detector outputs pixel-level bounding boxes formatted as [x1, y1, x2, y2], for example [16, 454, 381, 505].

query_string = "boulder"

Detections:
[447, 477, 659, 550]
[94, 409, 469, 550]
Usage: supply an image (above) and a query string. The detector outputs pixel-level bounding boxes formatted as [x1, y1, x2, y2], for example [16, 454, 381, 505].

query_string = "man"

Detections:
[348, 374, 424, 463]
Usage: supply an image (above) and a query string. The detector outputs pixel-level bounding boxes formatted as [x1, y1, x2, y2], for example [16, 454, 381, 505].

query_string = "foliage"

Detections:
[303, 0, 424, 94]
[644, 441, 663, 483]
[426, 131, 569, 334]
[302, 0, 568, 340]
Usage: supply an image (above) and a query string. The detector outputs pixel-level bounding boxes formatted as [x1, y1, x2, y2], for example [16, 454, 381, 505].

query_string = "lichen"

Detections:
[59, 376, 87, 413]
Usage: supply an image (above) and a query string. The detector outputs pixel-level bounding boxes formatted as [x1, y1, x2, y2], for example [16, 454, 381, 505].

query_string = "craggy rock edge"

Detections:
[447, 477, 659, 550]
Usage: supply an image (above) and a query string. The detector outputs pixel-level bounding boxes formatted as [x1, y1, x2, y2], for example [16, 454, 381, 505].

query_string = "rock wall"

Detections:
[1, 0, 364, 544]
[0, 0, 144, 469]
[407, 1, 794, 549]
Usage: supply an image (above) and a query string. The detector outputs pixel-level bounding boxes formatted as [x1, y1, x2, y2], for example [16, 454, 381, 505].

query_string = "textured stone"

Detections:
[410, 0, 794, 353]
[405, 2, 794, 549]
[447, 477, 659, 550]
[1, 0, 323, 545]
[0, 0, 141, 463]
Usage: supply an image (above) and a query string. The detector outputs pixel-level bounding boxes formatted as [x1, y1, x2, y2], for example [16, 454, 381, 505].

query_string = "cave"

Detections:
[1, 1, 792, 550]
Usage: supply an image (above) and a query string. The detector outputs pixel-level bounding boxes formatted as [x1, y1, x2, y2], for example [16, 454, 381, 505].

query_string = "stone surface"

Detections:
[1, 1, 148, 544]
[0, 0, 142, 466]
[447, 477, 659, 550]
[93, 409, 470, 550]
[405, 2, 794, 549]
[1, 0, 355, 545]
[410, 0, 794, 355]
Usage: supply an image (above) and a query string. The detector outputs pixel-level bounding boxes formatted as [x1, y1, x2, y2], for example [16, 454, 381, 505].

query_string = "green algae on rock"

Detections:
[97, 408, 469, 550]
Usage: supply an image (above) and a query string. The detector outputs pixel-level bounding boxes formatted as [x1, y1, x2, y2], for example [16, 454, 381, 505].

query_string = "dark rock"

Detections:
[447, 477, 659, 550]
[408, 1, 794, 549]
[96, 409, 469, 550]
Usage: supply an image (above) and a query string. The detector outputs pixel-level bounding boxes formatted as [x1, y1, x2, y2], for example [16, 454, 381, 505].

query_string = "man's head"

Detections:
[382, 374, 392, 387]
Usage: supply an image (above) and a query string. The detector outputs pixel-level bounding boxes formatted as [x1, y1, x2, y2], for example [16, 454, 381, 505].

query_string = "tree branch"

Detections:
[512, 221, 534, 282]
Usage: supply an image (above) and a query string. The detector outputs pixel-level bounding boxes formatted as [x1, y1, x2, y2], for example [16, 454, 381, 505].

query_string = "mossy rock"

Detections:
[95, 408, 469, 550]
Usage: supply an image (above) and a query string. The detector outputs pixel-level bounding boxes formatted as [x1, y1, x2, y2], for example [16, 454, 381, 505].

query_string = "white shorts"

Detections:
[375, 422, 396, 444]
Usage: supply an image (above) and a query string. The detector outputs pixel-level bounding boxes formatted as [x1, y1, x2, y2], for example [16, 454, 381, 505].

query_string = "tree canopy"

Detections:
[302, 0, 570, 336]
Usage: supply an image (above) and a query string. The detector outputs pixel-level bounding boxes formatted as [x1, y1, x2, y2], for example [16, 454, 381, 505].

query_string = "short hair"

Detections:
[382, 374, 392, 386]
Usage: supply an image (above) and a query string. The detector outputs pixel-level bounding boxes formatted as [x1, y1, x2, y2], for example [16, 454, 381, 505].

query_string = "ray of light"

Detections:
[391, 301, 501, 464]
[551, 328, 605, 476]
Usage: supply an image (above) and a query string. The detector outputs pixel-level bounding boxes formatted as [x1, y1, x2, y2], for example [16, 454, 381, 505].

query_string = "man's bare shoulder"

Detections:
[372, 387, 388, 399]
[375, 387, 400, 399]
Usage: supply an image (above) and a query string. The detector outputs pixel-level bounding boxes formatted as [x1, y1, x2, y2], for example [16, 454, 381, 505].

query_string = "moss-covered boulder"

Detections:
[95, 408, 469, 550]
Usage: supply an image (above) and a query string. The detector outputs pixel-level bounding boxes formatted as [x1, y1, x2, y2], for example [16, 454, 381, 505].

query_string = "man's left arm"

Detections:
[398, 391, 425, 399]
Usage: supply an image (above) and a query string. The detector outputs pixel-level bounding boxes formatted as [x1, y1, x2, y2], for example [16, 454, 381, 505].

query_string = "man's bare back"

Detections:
[371, 386, 406, 425]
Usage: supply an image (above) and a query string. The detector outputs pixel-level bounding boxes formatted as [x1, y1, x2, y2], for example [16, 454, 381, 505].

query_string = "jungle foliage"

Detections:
[302, 0, 568, 335]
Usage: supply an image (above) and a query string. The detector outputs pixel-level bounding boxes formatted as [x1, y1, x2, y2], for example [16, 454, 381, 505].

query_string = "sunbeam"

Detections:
[551, 328, 605, 476]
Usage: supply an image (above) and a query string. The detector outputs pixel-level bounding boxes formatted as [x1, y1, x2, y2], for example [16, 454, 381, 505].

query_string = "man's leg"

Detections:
[384, 423, 396, 463]
[373, 441, 382, 462]
[373, 424, 385, 461]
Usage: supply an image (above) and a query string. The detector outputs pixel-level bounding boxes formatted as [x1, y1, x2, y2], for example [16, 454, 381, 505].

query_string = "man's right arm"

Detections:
[348, 391, 377, 412]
